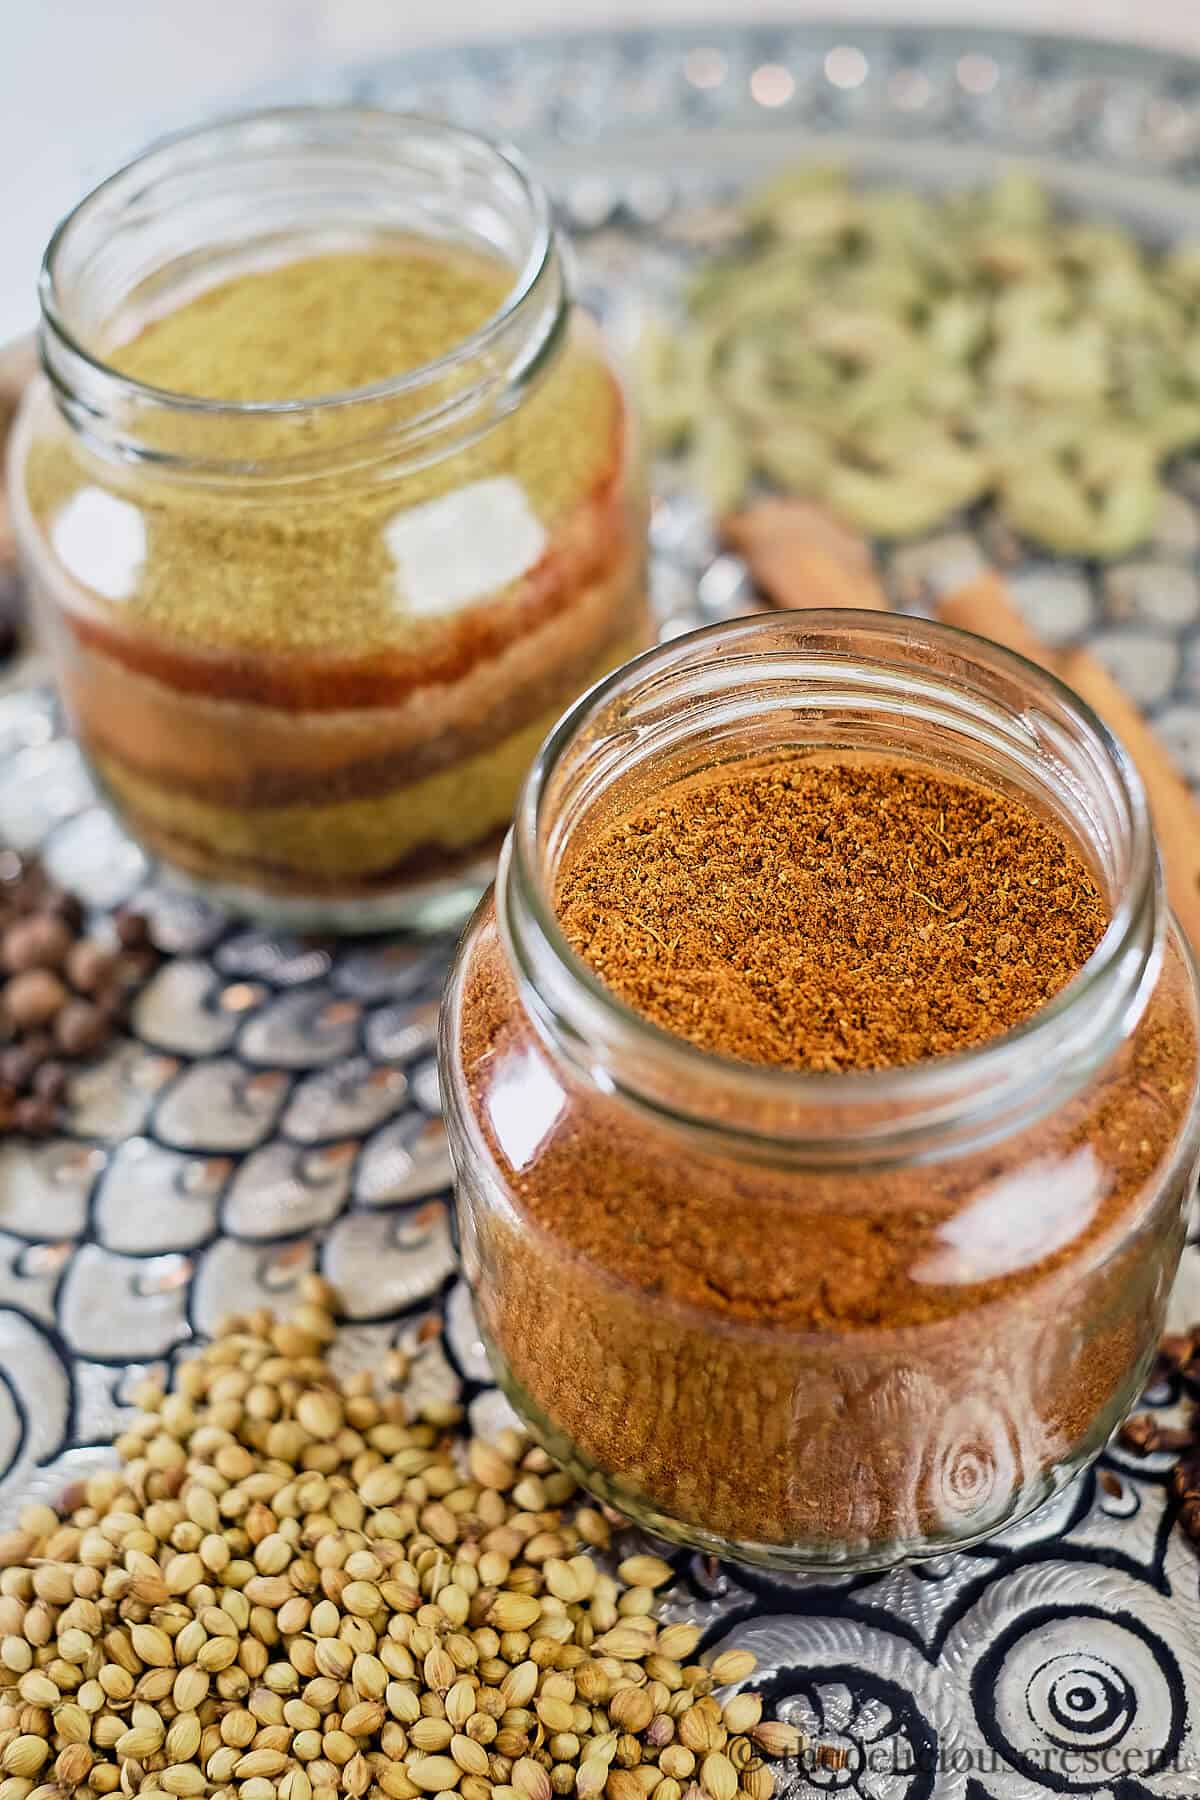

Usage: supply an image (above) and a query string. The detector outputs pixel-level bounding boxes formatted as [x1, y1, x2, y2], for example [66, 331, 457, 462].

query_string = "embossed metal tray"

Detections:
[10, 23, 1200, 1798]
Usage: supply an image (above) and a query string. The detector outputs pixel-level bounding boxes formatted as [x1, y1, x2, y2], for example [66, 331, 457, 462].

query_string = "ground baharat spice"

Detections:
[556, 760, 1109, 1071]
[447, 747, 1200, 1566]
[13, 117, 651, 923]
[18, 245, 645, 904]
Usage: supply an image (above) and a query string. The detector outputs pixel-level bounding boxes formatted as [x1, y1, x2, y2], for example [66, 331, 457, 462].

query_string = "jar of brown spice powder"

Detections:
[9, 111, 649, 930]
[440, 611, 1200, 1570]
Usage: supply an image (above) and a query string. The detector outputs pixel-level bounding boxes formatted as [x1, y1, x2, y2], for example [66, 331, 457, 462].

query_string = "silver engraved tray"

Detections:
[9, 22, 1200, 1798]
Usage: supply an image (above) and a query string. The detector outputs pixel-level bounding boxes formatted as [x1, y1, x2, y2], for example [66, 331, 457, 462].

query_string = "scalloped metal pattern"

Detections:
[8, 22, 1200, 1799]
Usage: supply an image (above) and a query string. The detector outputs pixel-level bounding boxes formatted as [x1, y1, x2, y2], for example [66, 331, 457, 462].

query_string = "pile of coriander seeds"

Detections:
[0, 1280, 803, 1800]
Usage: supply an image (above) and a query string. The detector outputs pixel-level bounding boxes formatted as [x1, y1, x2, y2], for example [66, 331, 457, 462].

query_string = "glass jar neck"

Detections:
[498, 611, 1163, 1167]
[37, 108, 567, 488]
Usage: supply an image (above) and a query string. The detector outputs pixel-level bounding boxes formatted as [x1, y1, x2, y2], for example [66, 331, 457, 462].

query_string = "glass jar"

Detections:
[8, 110, 649, 931]
[441, 611, 1200, 1570]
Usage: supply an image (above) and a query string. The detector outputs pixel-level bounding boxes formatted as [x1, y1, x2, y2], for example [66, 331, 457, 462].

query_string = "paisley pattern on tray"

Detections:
[11, 21, 1200, 1800]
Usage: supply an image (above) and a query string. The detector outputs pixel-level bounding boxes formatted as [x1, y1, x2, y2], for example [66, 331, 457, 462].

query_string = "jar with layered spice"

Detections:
[441, 611, 1200, 1570]
[9, 109, 649, 929]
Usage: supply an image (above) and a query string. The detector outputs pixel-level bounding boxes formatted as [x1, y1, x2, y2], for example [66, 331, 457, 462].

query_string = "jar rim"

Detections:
[500, 609, 1165, 1159]
[38, 106, 557, 421]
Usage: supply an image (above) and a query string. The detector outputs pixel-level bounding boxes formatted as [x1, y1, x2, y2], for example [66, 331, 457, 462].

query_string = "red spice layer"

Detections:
[53, 386, 633, 713]
[58, 549, 647, 806]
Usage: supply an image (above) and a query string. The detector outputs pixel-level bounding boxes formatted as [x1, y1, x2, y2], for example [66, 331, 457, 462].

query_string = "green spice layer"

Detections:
[23, 245, 625, 658]
[109, 248, 511, 400]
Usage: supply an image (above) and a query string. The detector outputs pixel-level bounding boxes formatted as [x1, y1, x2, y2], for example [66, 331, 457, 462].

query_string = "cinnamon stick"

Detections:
[939, 573, 1200, 959]
[721, 499, 889, 612]
[1058, 647, 1200, 957]
[936, 571, 1047, 667]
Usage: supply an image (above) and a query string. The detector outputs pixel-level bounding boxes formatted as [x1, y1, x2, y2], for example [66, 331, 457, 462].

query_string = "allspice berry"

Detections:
[64, 938, 115, 996]
[12, 1095, 57, 1137]
[54, 1000, 108, 1058]
[3, 969, 67, 1030]
[0, 850, 160, 1137]
[0, 1044, 37, 1093]
[2, 914, 72, 974]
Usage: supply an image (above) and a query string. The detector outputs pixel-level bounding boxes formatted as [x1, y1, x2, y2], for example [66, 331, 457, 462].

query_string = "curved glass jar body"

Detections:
[441, 612, 1200, 1570]
[9, 110, 649, 931]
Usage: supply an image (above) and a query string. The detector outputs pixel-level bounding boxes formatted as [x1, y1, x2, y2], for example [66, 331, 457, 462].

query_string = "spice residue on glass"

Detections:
[18, 239, 648, 914]
[557, 757, 1109, 1069]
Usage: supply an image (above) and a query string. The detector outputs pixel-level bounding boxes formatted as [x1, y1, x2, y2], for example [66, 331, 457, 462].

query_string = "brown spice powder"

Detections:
[557, 757, 1109, 1071]
[453, 751, 1200, 1558]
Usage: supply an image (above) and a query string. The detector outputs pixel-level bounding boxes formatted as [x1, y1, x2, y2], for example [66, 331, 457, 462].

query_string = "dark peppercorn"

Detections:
[32, 1063, 68, 1104]
[12, 1095, 57, 1136]
[115, 947, 158, 987]
[21, 1032, 54, 1067]
[0, 1045, 37, 1093]
[114, 907, 152, 950]
[54, 1000, 107, 1058]
[49, 892, 85, 933]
